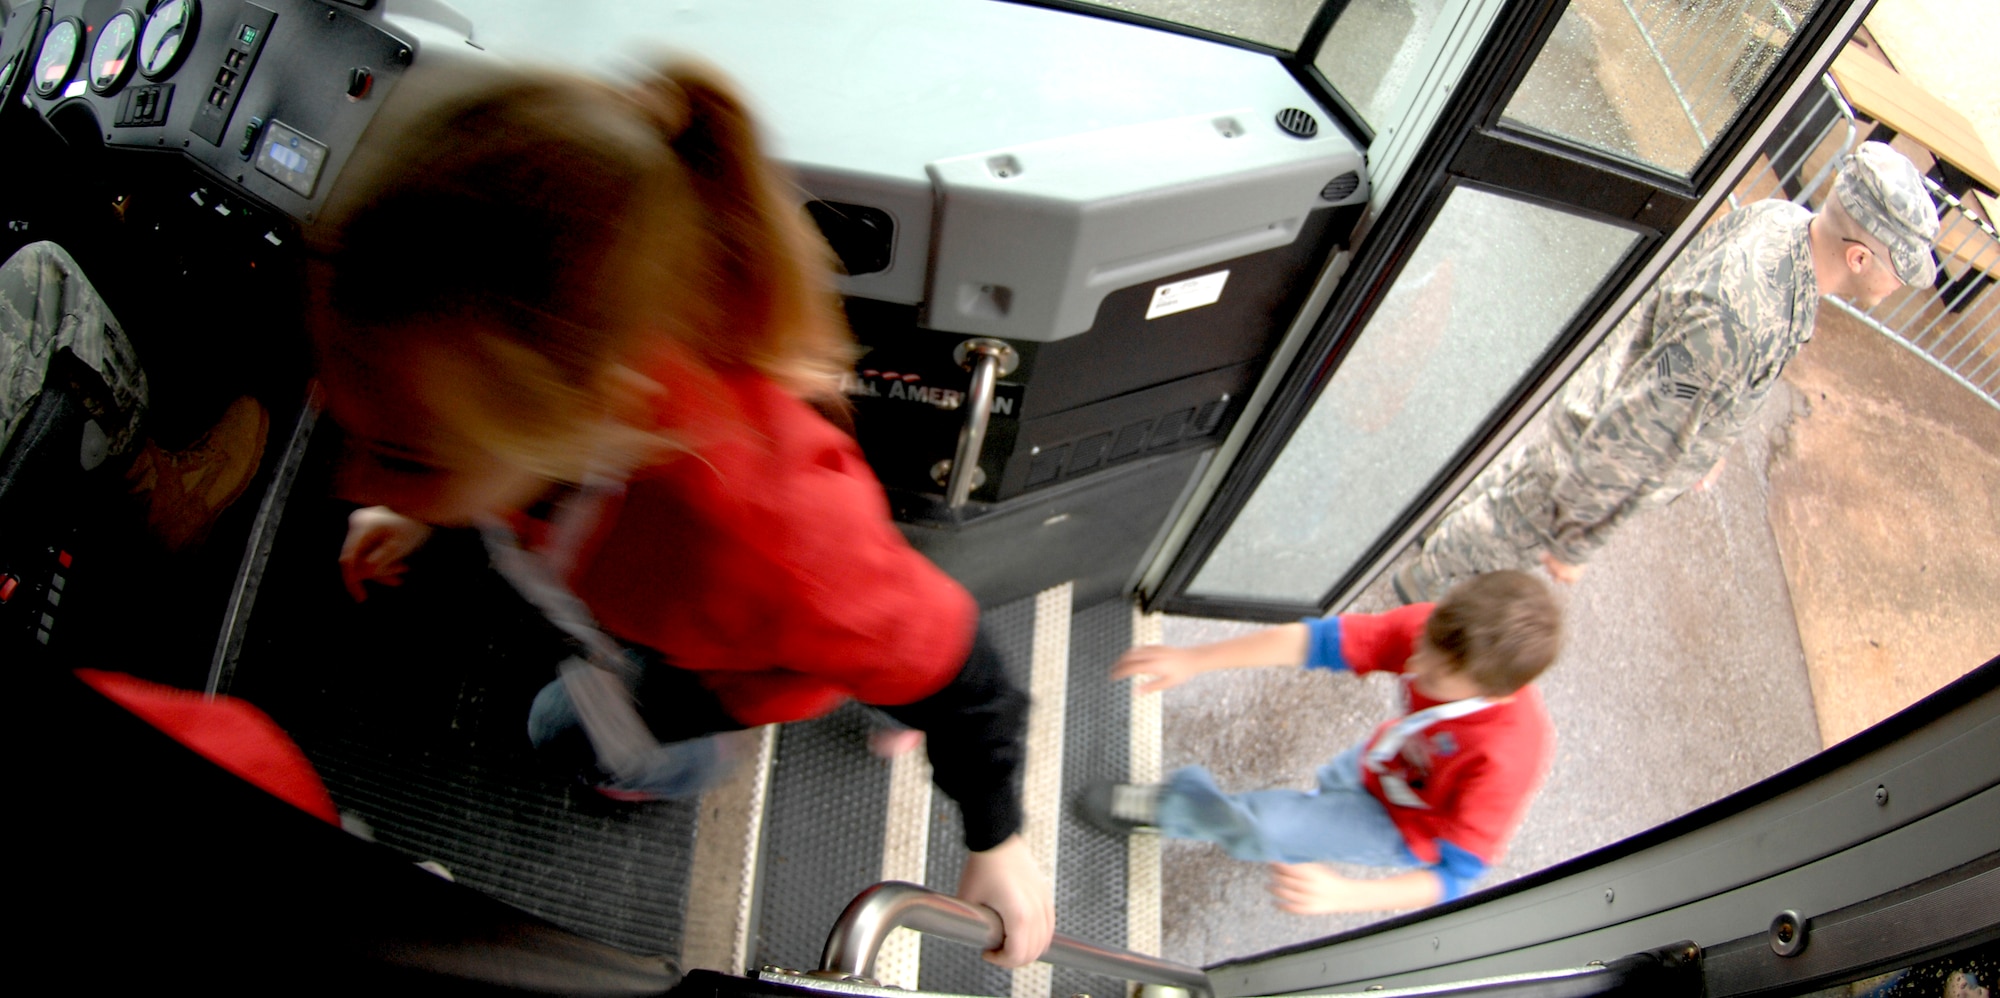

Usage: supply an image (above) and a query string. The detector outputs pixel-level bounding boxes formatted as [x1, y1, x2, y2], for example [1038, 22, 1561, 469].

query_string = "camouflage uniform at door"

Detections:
[1399, 142, 1940, 601]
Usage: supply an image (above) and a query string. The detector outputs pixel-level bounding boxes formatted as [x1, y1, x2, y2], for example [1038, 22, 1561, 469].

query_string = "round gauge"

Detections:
[139, 0, 200, 81]
[32, 19, 82, 98]
[91, 11, 142, 94]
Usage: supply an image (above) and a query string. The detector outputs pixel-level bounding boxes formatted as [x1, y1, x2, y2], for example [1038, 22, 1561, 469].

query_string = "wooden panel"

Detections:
[1830, 49, 2000, 194]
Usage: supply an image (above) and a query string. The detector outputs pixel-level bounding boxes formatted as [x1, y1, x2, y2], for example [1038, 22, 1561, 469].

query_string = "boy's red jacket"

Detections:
[567, 348, 977, 726]
[1314, 604, 1555, 867]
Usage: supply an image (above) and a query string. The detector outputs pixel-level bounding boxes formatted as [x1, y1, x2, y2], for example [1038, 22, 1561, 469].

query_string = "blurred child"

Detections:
[1082, 571, 1560, 913]
[306, 58, 1051, 965]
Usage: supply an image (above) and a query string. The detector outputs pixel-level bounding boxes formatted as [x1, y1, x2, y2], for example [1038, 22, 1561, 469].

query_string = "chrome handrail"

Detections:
[819, 881, 1213, 998]
[941, 337, 1018, 509]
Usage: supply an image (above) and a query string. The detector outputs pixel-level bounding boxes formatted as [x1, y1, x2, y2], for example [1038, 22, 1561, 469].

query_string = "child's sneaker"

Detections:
[414, 859, 456, 881]
[1076, 780, 1162, 836]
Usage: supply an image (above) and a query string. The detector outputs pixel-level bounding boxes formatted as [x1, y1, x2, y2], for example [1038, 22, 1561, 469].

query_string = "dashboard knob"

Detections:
[346, 67, 372, 101]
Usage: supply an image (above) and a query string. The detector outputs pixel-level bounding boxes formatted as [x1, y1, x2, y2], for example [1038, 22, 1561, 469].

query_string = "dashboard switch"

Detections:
[346, 67, 373, 101]
[114, 84, 172, 127]
[240, 116, 265, 157]
[192, 4, 276, 147]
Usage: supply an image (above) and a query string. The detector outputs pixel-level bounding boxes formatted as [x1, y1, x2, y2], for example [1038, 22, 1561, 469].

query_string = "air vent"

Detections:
[1108, 420, 1152, 462]
[1192, 397, 1229, 435]
[804, 200, 894, 276]
[1319, 170, 1361, 202]
[1275, 107, 1319, 139]
[1026, 444, 1067, 486]
[1148, 408, 1193, 449]
[1067, 433, 1113, 474]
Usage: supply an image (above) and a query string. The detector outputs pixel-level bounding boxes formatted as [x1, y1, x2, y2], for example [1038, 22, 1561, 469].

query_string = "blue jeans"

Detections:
[1157, 746, 1422, 867]
[527, 678, 742, 799]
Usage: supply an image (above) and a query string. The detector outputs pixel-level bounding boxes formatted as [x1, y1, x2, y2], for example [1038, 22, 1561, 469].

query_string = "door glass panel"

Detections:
[1503, 0, 1824, 177]
[1312, 0, 1452, 131]
[1186, 186, 1638, 603]
[1081, 0, 1322, 50]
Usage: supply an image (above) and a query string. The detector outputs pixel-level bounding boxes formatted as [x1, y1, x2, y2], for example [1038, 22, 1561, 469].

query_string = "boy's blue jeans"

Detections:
[1157, 745, 1423, 867]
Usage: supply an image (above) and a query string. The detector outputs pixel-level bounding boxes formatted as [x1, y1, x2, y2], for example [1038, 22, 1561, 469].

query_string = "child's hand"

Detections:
[1268, 862, 1444, 914]
[1268, 862, 1363, 914]
[958, 834, 1053, 968]
[1111, 645, 1207, 694]
[339, 506, 433, 602]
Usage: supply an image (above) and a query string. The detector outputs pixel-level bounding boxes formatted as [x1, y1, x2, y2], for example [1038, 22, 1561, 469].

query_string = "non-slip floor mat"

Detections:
[234, 492, 698, 960]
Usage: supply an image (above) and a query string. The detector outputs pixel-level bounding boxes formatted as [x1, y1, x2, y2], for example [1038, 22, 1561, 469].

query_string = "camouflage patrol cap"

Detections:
[1832, 141, 1940, 287]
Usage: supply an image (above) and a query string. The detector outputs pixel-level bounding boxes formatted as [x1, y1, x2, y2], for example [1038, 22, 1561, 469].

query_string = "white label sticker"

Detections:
[1146, 270, 1229, 320]
[63, 80, 88, 100]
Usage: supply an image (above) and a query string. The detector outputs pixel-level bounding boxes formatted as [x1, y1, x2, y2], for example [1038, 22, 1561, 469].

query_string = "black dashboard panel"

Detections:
[10, 0, 412, 225]
[0, 0, 433, 684]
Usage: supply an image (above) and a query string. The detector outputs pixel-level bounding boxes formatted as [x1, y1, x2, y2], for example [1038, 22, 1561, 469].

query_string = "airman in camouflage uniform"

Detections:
[0, 241, 149, 461]
[1397, 142, 1939, 603]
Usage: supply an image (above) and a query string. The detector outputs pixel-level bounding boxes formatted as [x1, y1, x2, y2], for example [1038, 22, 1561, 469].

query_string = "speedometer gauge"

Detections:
[139, 0, 200, 81]
[91, 10, 142, 94]
[32, 19, 82, 98]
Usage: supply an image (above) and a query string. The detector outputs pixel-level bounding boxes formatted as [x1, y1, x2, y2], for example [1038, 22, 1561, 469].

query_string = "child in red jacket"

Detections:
[308, 58, 1049, 965]
[1082, 571, 1560, 913]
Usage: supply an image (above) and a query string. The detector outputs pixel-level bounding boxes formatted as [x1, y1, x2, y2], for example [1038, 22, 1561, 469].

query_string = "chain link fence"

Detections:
[1611, 0, 1819, 147]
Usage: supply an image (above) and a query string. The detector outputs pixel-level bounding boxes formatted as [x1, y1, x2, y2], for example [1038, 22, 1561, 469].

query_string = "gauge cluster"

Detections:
[2, 0, 416, 225]
[89, 9, 139, 93]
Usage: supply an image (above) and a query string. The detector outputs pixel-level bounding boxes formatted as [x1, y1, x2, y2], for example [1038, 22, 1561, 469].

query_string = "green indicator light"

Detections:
[239, 25, 258, 45]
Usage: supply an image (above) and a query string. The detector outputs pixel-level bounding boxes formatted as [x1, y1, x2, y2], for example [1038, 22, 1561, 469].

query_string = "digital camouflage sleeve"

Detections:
[1542, 199, 1820, 565]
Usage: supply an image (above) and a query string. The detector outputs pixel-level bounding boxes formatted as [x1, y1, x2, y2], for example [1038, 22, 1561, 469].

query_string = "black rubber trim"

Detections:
[1310, 944, 1703, 998]
[1703, 855, 2000, 997]
[1295, 0, 1352, 61]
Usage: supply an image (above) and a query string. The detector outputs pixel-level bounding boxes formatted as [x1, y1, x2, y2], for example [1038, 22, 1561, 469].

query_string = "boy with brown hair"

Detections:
[1080, 570, 1561, 913]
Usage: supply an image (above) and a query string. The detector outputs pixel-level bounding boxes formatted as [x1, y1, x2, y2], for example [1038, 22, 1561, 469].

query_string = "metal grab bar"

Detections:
[818, 881, 1213, 998]
[940, 338, 1019, 509]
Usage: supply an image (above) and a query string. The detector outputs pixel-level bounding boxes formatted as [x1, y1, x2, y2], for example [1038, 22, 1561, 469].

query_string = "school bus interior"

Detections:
[0, 0, 1992, 994]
